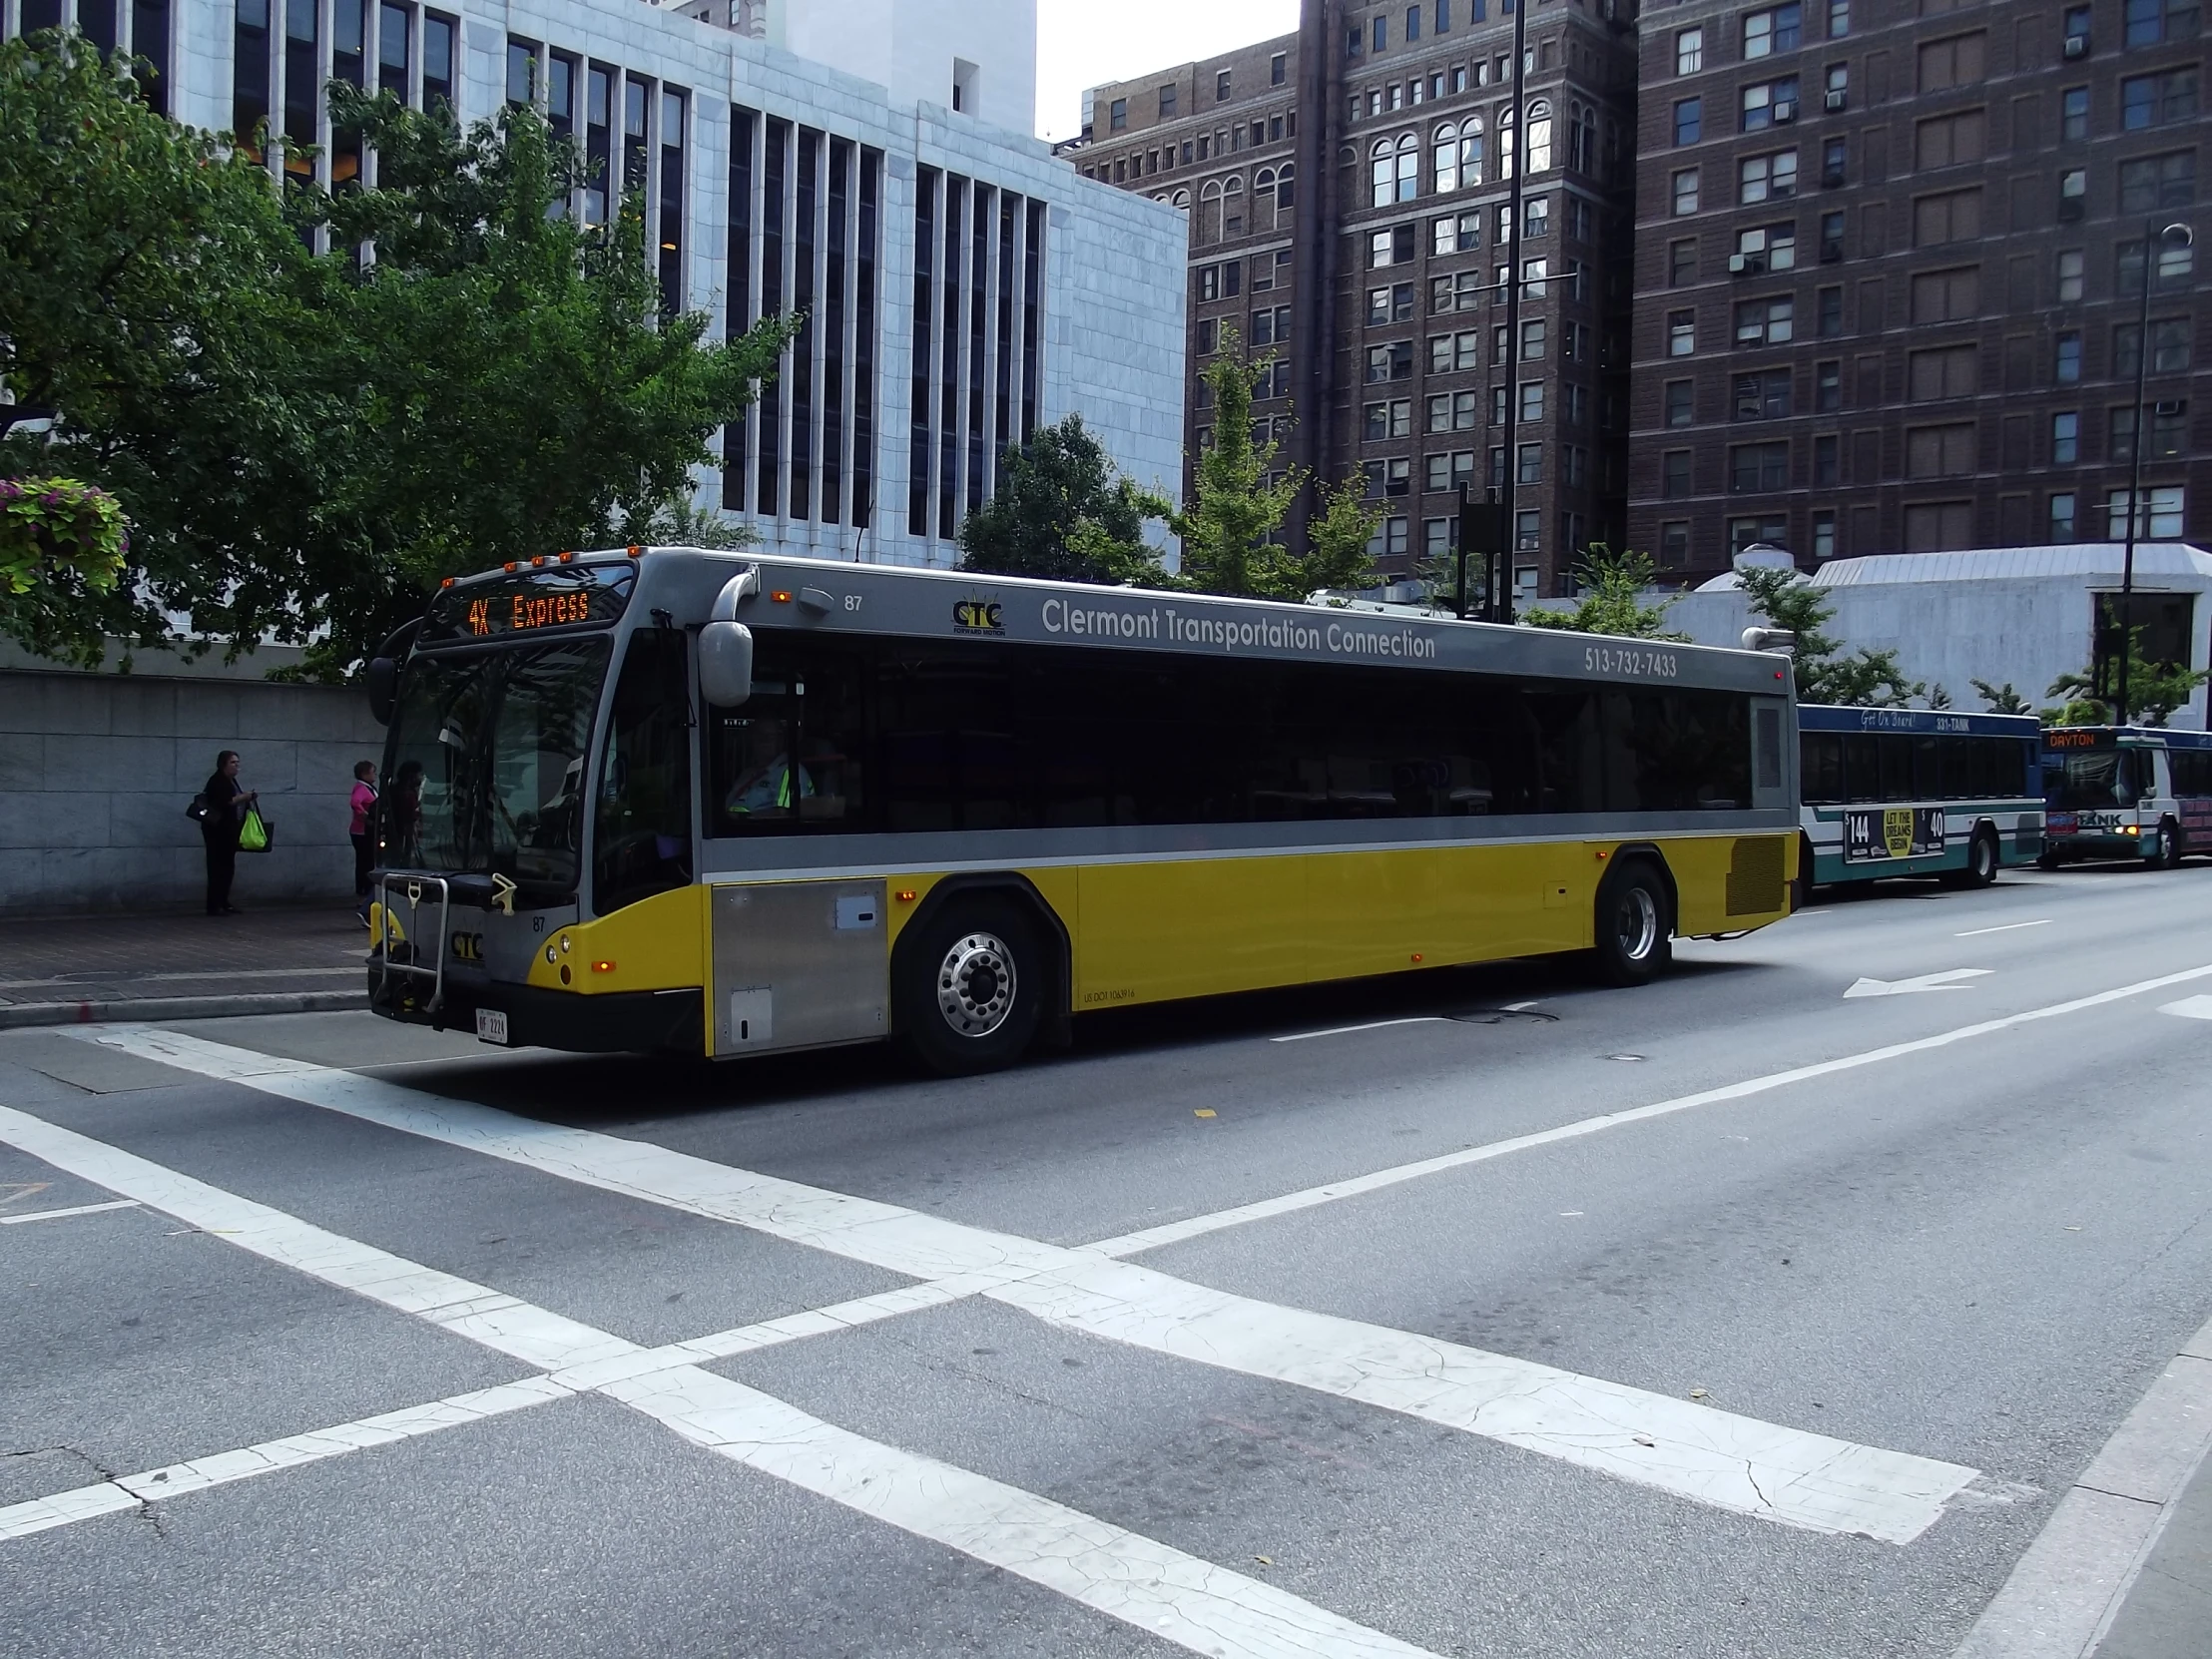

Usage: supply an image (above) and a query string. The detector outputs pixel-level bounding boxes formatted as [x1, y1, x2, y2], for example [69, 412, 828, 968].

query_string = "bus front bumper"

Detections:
[366, 967, 703, 1055]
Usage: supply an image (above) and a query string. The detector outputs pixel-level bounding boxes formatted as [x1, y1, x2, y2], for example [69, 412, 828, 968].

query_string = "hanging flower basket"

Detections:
[0, 478, 130, 595]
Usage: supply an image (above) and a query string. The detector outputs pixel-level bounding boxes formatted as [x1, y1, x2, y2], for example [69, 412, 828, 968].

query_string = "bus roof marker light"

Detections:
[440, 577, 455, 588]
[531, 555, 545, 567]
[503, 562, 518, 573]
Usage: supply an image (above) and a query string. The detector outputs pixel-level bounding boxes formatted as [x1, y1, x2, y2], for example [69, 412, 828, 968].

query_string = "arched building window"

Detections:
[1527, 98, 1553, 173]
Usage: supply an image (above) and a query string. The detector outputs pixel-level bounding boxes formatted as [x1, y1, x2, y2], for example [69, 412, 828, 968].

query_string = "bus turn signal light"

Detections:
[591, 959, 616, 973]
[895, 889, 917, 901]
[771, 590, 794, 604]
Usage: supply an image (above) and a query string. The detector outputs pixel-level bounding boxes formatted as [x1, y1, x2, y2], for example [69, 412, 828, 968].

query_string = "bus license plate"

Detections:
[475, 1008, 510, 1046]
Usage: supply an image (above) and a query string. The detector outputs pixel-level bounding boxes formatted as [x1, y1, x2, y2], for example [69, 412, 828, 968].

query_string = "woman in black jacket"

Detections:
[201, 751, 259, 916]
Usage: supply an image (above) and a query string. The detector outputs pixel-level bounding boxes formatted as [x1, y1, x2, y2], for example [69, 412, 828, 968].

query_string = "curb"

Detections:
[0, 990, 368, 1030]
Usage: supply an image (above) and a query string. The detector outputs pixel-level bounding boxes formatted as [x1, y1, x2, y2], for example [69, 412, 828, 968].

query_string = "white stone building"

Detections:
[1, 0, 1184, 567]
[1670, 546, 2212, 730]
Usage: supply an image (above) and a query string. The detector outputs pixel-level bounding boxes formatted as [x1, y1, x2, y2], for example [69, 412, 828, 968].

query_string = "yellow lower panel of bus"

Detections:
[1069, 834, 1791, 1010]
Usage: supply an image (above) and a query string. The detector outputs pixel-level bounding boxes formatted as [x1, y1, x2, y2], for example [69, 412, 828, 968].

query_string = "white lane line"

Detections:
[0, 1199, 140, 1226]
[988, 1255, 1973, 1542]
[1951, 1317, 2212, 1659]
[1089, 957, 2212, 1261]
[75, 1026, 1978, 1541]
[1955, 919, 2052, 938]
[0, 1379, 573, 1542]
[0, 1107, 1440, 1659]
[0, 966, 362, 991]
[0, 1102, 634, 1376]
[2158, 994, 2212, 1021]
[1270, 1017, 1449, 1043]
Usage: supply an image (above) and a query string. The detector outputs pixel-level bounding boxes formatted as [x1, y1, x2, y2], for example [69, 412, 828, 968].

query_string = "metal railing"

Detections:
[372, 873, 451, 1014]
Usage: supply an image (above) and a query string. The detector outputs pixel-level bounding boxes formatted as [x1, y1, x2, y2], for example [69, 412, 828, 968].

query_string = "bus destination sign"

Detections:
[422, 564, 634, 645]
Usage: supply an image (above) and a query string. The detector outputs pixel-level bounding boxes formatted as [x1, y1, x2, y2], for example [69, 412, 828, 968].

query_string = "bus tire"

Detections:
[2036, 849, 2062, 872]
[895, 895, 1044, 1076]
[1591, 859, 1673, 987]
[2156, 818, 2184, 869]
[1945, 828, 2000, 888]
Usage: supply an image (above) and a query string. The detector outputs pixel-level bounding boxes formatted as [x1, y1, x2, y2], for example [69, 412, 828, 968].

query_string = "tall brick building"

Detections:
[1071, 0, 1640, 605]
[1628, 0, 2212, 584]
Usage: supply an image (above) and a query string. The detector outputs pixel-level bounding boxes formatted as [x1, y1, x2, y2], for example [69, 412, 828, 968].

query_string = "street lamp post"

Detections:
[2114, 219, 2192, 726]
[1494, 0, 1531, 625]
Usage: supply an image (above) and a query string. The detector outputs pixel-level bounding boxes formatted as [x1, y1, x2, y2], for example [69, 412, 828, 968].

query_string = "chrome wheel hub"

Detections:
[936, 931, 1016, 1037]
[1615, 887, 1659, 962]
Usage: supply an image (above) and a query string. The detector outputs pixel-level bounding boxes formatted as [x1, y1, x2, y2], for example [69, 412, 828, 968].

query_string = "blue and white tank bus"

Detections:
[2039, 725, 2212, 868]
[1796, 706, 2046, 892]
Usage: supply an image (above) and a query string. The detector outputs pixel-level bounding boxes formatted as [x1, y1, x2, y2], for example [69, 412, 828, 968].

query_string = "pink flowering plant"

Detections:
[0, 477, 129, 596]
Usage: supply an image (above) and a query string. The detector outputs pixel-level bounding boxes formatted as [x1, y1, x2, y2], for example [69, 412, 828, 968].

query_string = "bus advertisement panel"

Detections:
[365, 549, 1801, 1073]
[1797, 706, 2044, 890]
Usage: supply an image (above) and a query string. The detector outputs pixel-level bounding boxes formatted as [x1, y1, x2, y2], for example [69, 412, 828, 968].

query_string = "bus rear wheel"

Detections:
[895, 895, 1044, 1076]
[1944, 828, 1999, 888]
[1592, 860, 1673, 987]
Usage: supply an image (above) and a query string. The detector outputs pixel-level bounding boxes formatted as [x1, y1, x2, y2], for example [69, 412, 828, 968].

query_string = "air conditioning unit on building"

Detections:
[1771, 100, 1797, 123]
[1823, 89, 1847, 112]
[2063, 32, 2090, 57]
[2155, 398, 2186, 416]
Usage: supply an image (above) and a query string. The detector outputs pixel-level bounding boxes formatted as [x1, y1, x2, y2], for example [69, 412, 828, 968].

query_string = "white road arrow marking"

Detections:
[2158, 994, 2212, 1020]
[1845, 969, 1994, 999]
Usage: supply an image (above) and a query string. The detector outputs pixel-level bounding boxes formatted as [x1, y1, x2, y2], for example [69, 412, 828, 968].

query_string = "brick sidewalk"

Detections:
[0, 905, 369, 1025]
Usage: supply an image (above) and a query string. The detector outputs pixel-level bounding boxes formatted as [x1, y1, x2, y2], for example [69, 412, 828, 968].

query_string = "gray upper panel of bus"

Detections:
[593, 547, 1796, 699]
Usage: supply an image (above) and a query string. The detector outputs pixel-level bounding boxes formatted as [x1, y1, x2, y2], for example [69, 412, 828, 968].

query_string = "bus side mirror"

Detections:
[367, 657, 398, 725]
[698, 621, 755, 708]
[1743, 627, 1798, 656]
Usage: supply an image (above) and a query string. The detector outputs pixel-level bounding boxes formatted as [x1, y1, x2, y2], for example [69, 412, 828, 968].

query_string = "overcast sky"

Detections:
[1035, 0, 1299, 142]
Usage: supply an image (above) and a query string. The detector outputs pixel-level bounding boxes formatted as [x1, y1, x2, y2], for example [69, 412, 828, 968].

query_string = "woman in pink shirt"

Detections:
[349, 761, 378, 921]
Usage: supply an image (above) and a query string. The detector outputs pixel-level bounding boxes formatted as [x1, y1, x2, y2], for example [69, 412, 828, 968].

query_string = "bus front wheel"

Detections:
[1592, 860, 1673, 987]
[895, 896, 1045, 1076]
[2156, 819, 2185, 869]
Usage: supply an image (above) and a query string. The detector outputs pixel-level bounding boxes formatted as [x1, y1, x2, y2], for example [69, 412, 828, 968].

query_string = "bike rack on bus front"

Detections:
[373, 873, 451, 1015]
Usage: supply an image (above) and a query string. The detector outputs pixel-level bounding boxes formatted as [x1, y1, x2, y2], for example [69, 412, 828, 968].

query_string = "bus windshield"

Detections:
[380, 639, 609, 899]
[2043, 748, 2151, 811]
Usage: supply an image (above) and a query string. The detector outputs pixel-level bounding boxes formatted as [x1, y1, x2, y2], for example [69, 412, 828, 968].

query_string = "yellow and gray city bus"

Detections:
[365, 547, 1801, 1073]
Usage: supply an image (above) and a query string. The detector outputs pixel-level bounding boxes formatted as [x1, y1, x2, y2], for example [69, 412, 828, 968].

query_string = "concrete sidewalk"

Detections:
[0, 906, 368, 1027]
[2095, 1442, 2212, 1659]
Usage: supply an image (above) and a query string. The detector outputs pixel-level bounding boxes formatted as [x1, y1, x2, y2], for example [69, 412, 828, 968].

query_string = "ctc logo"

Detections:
[451, 931, 486, 964]
[952, 600, 1003, 632]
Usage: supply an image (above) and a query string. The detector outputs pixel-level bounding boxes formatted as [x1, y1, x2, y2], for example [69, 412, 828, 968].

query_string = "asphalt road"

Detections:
[3, 860, 2210, 1658]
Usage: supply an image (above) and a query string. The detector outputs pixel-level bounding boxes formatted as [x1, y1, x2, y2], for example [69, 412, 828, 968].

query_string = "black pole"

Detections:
[1454, 481, 1469, 618]
[1495, 0, 1530, 627]
[2116, 219, 2186, 726]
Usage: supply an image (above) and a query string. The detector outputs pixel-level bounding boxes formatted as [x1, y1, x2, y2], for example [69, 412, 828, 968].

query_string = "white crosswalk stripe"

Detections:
[67, 1023, 1980, 1542]
[0, 1102, 1444, 1659]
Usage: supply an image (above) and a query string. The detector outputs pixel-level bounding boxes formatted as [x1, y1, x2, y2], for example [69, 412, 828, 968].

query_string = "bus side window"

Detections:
[593, 629, 695, 916]
[1845, 735, 1880, 803]
[1802, 735, 1843, 804]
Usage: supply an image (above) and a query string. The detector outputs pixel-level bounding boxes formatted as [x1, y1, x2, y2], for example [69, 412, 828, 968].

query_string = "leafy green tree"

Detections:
[1736, 562, 1924, 706]
[956, 414, 1168, 584]
[1172, 330, 1377, 601]
[293, 86, 794, 674]
[1522, 543, 1685, 640]
[2041, 630, 2209, 727]
[0, 41, 791, 674]
[1971, 678, 2031, 715]
[644, 494, 759, 551]
[0, 34, 329, 666]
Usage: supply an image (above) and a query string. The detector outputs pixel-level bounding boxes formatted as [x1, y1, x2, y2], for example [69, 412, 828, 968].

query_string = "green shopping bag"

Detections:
[238, 807, 271, 852]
